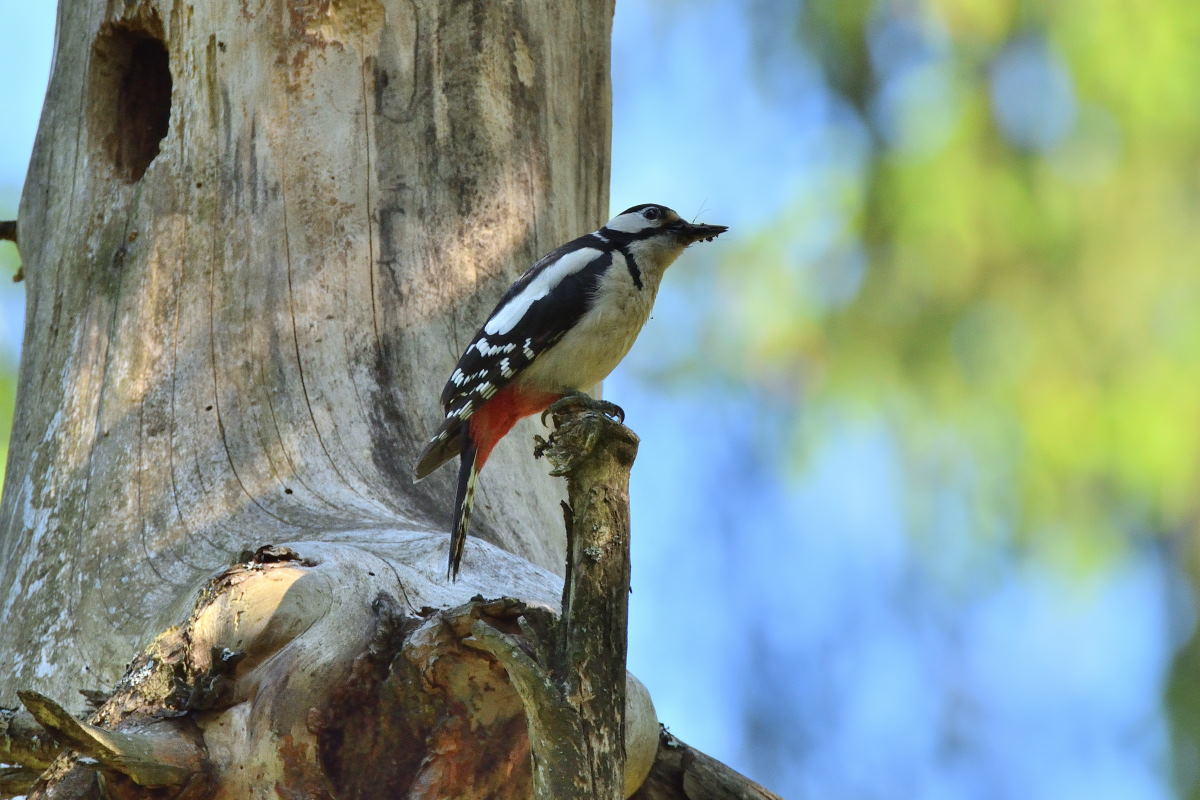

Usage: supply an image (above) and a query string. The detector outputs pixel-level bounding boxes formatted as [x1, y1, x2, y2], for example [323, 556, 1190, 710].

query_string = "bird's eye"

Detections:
[643, 207, 661, 221]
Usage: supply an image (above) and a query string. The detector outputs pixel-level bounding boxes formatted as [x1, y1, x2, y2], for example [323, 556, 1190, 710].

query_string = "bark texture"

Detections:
[546, 402, 639, 797]
[1, 0, 612, 698]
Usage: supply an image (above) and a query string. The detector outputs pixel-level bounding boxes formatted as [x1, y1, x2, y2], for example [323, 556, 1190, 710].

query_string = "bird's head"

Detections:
[600, 204, 728, 274]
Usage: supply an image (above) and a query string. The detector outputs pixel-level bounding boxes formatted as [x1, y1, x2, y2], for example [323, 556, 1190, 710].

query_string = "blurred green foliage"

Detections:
[716, 0, 1199, 569]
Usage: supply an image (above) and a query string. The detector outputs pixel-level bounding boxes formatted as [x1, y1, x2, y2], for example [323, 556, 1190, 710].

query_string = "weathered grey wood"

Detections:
[19, 690, 208, 789]
[0, 0, 614, 702]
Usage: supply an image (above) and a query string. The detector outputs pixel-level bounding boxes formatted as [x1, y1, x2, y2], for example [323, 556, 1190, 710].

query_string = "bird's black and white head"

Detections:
[599, 204, 727, 277]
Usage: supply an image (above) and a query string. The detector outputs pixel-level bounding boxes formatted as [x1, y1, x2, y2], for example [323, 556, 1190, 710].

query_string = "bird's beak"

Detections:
[672, 220, 729, 245]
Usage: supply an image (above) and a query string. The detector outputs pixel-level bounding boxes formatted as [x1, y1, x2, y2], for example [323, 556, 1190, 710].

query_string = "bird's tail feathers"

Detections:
[448, 431, 479, 580]
[413, 417, 464, 481]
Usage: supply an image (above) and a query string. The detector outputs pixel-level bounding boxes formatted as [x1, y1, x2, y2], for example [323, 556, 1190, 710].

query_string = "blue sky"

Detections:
[0, 4, 52, 357]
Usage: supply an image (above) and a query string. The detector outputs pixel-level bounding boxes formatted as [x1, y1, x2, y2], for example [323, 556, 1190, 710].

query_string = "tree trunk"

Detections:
[0, 2, 782, 798]
[1, 0, 610, 696]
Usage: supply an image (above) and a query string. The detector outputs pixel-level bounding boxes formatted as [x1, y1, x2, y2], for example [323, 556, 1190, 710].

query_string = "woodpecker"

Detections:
[414, 204, 727, 579]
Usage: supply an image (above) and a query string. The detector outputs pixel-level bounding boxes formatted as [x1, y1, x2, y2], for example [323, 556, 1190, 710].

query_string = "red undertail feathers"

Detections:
[446, 385, 560, 579]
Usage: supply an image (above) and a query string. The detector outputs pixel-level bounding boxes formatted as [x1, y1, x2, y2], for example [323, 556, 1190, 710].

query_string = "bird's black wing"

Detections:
[438, 239, 613, 416]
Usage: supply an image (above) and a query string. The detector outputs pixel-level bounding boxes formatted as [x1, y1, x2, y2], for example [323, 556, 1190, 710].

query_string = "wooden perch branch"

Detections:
[468, 400, 641, 799]
[467, 402, 779, 800]
[546, 402, 640, 798]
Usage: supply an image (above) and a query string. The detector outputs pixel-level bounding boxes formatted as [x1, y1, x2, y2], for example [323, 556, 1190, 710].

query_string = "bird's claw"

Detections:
[540, 391, 625, 426]
[600, 399, 626, 424]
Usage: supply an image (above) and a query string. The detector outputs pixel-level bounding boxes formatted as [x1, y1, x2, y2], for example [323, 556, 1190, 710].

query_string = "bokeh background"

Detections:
[3, 2, 1199, 797]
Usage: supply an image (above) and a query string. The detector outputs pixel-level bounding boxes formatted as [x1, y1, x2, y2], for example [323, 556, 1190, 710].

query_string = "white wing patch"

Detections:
[484, 247, 604, 336]
[604, 212, 656, 234]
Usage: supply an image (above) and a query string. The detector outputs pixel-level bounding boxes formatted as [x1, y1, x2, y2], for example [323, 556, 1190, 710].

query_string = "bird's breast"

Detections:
[517, 254, 659, 392]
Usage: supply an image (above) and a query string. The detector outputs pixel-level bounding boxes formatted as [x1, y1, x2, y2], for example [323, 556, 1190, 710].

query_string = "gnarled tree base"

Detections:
[4, 538, 659, 799]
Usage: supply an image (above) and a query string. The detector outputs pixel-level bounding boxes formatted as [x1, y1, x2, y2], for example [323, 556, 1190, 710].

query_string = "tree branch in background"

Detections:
[0, 220, 19, 282]
[633, 728, 784, 800]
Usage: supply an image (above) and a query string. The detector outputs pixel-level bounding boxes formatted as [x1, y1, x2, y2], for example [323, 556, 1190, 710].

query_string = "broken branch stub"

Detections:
[0, 705, 62, 771]
[631, 728, 786, 800]
[554, 405, 640, 800]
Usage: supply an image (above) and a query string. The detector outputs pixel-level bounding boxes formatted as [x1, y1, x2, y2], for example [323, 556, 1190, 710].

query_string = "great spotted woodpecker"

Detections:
[414, 204, 727, 578]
